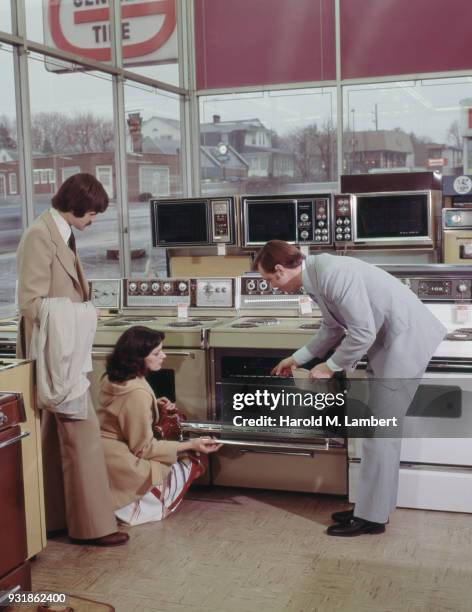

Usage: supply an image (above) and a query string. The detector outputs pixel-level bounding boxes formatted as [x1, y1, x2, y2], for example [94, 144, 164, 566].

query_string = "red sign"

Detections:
[427, 158, 447, 167]
[47, 0, 176, 63]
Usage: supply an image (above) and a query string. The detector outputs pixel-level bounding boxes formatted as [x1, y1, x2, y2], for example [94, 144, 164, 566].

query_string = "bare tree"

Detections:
[31, 112, 113, 154]
[281, 121, 336, 181]
[447, 120, 462, 150]
[0, 114, 17, 149]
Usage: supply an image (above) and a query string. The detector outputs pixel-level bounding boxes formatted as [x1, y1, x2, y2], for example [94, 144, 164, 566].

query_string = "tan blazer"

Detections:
[16, 210, 89, 358]
[98, 376, 180, 510]
[16, 210, 117, 539]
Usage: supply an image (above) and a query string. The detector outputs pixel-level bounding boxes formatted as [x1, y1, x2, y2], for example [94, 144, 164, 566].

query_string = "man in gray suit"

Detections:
[255, 240, 446, 536]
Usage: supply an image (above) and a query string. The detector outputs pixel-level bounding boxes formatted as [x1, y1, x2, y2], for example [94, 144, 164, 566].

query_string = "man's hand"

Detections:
[309, 362, 334, 379]
[271, 356, 299, 377]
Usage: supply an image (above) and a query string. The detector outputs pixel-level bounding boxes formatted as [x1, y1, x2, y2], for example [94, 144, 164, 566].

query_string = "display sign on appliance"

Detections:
[43, 0, 177, 72]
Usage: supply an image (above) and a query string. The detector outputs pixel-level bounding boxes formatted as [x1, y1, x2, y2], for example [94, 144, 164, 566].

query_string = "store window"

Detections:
[0, 2, 12, 33]
[119, 0, 179, 87]
[28, 52, 121, 281]
[0, 45, 20, 316]
[199, 88, 337, 196]
[342, 78, 471, 176]
[25, 0, 113, 69]
[124, 80, 182, 276]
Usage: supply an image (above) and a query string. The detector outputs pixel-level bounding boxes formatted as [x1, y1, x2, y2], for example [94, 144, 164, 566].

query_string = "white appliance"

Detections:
[349, 272, 472, 513]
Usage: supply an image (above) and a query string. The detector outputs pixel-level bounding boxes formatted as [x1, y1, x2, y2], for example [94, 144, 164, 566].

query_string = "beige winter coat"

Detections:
[98, 376, 180, 510]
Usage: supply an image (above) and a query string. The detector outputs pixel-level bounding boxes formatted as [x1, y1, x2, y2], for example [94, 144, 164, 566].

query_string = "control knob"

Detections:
[344, 218, 350, 225]
[318, 221, 325, 228]
[300, 230, 309, 240]
[178, 282, 187, 292]
[140, 282, 148, 292]
[336, 219, 343, 226]
[300, 213, 309, 222]
[247, 280, 256, 291]
[457, 283, 469, 294]
[163, 282, 172, 292]
[259, 280, 268, 291]
[151, 282, 160, 292]
[129, 282, 137, 292]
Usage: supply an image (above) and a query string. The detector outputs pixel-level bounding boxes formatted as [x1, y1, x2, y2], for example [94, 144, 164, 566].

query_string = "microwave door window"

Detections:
[247, 201, 296, 243]
[356, 195, 428, 239]
[157, 202, 208, 244]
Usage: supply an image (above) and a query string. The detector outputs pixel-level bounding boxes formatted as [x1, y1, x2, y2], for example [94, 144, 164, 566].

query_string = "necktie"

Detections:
[68, 230, 76, 254]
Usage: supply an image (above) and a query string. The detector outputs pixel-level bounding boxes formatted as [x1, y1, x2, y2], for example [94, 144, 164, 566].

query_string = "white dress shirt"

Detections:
[50, 207, 72, 246]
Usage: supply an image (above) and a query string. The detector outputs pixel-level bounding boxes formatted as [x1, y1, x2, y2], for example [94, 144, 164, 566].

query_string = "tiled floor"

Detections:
[32, 487, 472, 612]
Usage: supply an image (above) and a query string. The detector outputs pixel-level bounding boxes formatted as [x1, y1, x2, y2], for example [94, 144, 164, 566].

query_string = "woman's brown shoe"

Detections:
[70, 531, 129, 546]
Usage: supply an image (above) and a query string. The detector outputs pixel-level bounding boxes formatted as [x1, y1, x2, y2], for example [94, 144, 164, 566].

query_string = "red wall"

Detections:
[195, 0, 336, 89]
[341, 0, 472, 79]
[195, 0, 472, 89]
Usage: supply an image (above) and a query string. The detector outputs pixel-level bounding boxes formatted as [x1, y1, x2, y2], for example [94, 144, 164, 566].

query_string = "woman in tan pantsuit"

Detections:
[16, 173, 128, 546]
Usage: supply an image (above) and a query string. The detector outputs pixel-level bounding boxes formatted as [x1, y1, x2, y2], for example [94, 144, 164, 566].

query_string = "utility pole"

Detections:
[372, 104, 379, 131]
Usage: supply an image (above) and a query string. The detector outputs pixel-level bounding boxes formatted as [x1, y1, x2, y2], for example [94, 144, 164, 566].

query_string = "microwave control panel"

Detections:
[333, 195, 353, 243]
[399, 277, 472, 301]
[307, 197, 331, 244]
[210, 198, 233, 243]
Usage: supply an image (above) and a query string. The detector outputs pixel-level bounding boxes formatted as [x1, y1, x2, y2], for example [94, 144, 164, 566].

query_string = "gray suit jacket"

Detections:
[292, 254, 447, 378]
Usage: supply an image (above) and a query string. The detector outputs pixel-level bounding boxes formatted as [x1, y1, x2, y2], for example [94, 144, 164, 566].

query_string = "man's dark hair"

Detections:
[106, 326, 165, 383]
[253, 240, 305, 272]
[52, 173, 109, 217]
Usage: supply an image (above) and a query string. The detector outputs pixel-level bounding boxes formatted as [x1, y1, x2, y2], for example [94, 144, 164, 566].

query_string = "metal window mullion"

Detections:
[178, 0, 200, 197]
[111, 0, 130, 278]
[335, 0, 343, 187]
[112, 76, 130, 279]
[12, 0, 34, 229]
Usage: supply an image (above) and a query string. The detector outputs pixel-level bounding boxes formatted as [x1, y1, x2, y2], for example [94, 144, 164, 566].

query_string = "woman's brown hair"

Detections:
[253, 240, 305, 272]
[106, 326, 165, 383]
[52, 173, 109, 217]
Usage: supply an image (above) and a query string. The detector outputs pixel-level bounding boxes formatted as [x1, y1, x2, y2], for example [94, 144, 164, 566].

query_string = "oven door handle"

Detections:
[0, 585, 22, 606]
[162, 351, 195, 359]
[0, 430, 30, 450]
[427, 363, 472, 372]
[240, 448, 316, 458]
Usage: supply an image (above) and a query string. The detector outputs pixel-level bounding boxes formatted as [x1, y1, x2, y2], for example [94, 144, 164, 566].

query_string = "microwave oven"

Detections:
[240, 194, 332, 247]
[151, 197, 236, 247]
[333, 190, 440, 248]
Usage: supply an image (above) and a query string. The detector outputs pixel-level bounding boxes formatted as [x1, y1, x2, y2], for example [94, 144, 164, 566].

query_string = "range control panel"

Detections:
[239, 275, 311, 309]
[400, 278, 472, 301]
[334, 195, 353, 243]
[123, 278, 235, 308]
[124, 278, 191, 307]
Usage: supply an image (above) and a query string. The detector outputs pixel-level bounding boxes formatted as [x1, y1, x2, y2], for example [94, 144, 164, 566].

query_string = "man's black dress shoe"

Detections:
[327, 517, 386, 537]
[331, 508, 354, 523]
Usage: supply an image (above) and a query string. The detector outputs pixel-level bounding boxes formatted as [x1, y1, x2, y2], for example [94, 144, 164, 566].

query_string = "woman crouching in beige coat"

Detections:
[98, 326, 221, 525]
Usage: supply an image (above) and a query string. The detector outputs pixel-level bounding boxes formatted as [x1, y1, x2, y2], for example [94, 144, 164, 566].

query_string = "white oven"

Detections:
[349, 298, 472, 513]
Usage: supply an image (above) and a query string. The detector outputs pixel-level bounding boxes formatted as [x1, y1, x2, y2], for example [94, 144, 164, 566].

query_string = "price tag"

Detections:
[298, 295, 313, 316]
[217, 243, 227, 256]
[452, 303, 470, 324]
[300, 245, 310, 257]
[177, 302, 189, 319]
